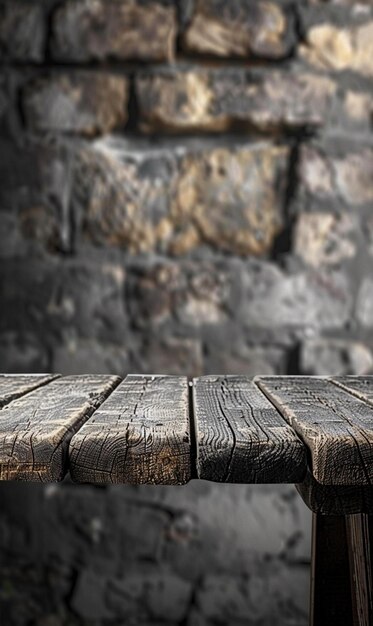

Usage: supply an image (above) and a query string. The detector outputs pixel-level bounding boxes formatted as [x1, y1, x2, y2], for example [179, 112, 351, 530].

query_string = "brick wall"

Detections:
[0, 1, 372, 624]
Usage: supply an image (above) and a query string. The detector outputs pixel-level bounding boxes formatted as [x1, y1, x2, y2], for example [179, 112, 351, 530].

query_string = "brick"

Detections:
[298, 143, 373, 207]
[0, 1, 45, 62]
[183, 0, 294, 59]
[356, 278, 373, 328]
[73, 137, 288, 256]
[300, 338, 373, 375]
[136, 68, 336, 133]
[300, 21, 373, 77]
[23, 72, 128, 136]
[294, 212, 357, 267]
[51, 0, 176, 63]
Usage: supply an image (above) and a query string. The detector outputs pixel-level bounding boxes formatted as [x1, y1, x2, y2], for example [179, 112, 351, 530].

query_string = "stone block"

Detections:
[52, 338, 130, 375]
[0, 1, 45, 62]
[136, 68, 336, 133]
[294, 212, 357, 267]
[0, 137, 73, 253]
[23, 72, 128, 136]
[356, 278, 373, 328]
[298, 142, 373, 207]
[183, 0, 294, 59]
[51, 0, 176, 62]
[51, 257, 128, 342]
[133, 337, 203, 377]
[241, 261, 352, 332]
[174, 143, 288, 256]
[73, 136, 288, 256]
[0, 331, 49, 373]
[204, 345, 286, 376]
[300, 338, 373, 375]
[342, 90, 373, 129]
[126, 259, 236, 331]
[107, 568, 192, 622]
[71, 569, 110, 620]
[300, 20, 373, 77]
[0, 256, 128, 344]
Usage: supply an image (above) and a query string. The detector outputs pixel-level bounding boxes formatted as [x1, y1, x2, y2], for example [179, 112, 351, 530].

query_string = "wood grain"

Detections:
[0, 374, 59, 408]
[0, 375, 120, 482]
[297, 470, 373, 515]
[257, 376, 373, 486]
[192, 375, 306, 483]
[346, 514, 373, 626]
[69, 375, 191, 485]
[332, 376, 373, 406]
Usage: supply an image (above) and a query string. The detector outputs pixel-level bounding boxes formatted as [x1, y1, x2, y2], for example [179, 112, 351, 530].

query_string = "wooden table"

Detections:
[1, 373, 373, 626]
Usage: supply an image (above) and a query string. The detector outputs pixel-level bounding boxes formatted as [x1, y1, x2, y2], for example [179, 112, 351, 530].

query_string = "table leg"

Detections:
[310, 513, 373, 626]
[310, 513, 354, 626]
[346, 515, 373, 626]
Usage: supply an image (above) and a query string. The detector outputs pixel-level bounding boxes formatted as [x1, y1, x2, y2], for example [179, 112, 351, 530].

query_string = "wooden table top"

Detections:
[1, 373, 373, 488]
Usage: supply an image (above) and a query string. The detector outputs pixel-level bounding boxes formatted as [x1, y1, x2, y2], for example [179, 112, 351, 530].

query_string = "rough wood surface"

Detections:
[332, 376, 373, 406]
[0, 375, 120, 482]
[192, 376, 306, 483]
[0, 374, 59, 408]
[297, 471, 373, 515]
[69, 375, 191, 485]
[257, 376, 373, 486]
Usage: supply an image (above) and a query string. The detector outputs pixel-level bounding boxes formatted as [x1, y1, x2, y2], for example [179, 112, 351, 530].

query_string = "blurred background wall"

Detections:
[0, 0, 372, 624]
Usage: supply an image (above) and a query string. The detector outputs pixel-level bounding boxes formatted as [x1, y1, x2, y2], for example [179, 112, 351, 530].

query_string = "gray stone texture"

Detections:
[136, 67, 337, 133]
[23, 72, 129, 136]
[72, 136, 289, 256]
[0, 1, 45, 62]
[183, 0, 295, 59]
[51, 0, 177, 63]
[1, 0, 373, 624]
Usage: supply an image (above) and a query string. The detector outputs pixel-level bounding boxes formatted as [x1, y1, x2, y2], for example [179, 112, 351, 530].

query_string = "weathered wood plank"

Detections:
[332, 376, 373, 407]
[0, 375, 120, 482]
[0, 374, 60, 408]
[297, 470, 373, 515]
[69, 375, 191, 485]
[257, 376, 373, 486]
[192, 376, 307, 483]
